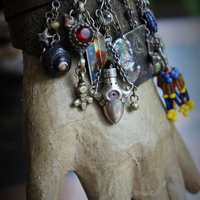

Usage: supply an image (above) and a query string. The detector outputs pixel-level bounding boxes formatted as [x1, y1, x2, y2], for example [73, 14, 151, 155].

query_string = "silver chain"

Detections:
[95, 0, 122, 32]
[83, 9, 99, 31]
[90, 67, 103, 93]
[121, 0, 138, 29]
[90, 0, 136, 93]
[45, 0, 61, 47]
[106, 41, 133, 90]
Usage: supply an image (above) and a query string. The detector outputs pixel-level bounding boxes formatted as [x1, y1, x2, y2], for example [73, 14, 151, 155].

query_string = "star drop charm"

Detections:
[38, 28, 52, 46]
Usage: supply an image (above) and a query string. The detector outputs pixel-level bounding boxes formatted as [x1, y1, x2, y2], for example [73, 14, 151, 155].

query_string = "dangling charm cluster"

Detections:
[88, 0, 143, 123]
[38, 0, 71, 77]
[38, 0, 194, 124]
[64, 0, 100, 110]
[136, 0, 194, 122]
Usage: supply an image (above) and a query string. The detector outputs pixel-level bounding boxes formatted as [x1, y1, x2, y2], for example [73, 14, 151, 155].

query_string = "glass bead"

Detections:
[144, 10, 158, 35]
[100, 11, 113, 26]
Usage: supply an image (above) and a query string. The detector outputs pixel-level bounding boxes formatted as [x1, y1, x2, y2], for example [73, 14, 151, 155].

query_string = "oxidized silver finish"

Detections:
[113, 37, 141, 83]
[91, 67, 131, 124]
[38, 0, 61, 51]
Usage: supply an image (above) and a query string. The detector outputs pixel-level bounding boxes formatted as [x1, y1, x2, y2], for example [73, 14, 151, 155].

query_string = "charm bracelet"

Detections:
[38, 0, 194, 124]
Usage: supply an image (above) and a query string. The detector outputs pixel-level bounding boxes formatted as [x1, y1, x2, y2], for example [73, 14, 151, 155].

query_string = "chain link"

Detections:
[42, 0, 61, 49]
[83, 10, 99, 31]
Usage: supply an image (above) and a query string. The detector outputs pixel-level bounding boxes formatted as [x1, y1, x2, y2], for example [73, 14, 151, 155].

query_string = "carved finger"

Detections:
[173, 125, 200, 193]
[23, 52, 76, 200]
[162, 124, 186, 200]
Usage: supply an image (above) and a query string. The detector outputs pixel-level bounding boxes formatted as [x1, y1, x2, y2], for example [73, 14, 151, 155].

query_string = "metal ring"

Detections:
[45, 11, 54, 20]
[131, 94, 139, 102]
[75, 66, 86, 76]
[52, 0, 60, 10]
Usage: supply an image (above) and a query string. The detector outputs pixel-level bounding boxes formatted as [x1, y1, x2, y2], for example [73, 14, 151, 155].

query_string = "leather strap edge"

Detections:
[3, 0, 51, 21]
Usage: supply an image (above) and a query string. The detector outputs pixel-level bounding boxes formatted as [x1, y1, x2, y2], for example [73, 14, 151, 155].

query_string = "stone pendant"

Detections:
[94, 33, 107, 66]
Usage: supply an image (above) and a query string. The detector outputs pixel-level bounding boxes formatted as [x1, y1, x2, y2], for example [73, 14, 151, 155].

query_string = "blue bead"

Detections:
[160, 71, 165, 76]
[164, 74, 170, 79]
[144, 10, 158, 35]
[174, 68, 179, 74]
[167, 78, 173, 83]
[173, 74, 179, 79]
[170, 70, 175, 77]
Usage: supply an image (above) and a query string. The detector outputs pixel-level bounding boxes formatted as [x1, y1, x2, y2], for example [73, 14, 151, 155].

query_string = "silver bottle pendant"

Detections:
[91, 65, 131, 124]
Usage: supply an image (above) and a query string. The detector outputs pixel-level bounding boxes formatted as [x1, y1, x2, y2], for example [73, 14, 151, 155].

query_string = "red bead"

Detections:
[76, 25, 93, 44]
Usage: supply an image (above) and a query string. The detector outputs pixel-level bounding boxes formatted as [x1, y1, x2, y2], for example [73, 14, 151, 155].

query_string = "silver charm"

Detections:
[90, 64, 131, 124]
[73, 57, 93, 110]
[38, 28, 52, 46]
[65, 1, 95, 52]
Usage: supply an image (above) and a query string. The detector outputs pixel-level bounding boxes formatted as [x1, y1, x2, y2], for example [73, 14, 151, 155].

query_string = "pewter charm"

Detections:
[66, 1, 96, 111]
[90, 62, 131, 124]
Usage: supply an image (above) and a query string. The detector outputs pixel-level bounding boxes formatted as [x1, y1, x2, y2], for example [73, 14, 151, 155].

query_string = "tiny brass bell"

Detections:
[131, 101, 139, 110]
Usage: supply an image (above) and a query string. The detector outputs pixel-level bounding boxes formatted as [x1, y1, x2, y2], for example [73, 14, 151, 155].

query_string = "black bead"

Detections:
[42, 43, 71, 77]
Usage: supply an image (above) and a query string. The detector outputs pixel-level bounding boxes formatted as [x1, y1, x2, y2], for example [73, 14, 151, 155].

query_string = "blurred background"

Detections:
[0, 0, 199, 199]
